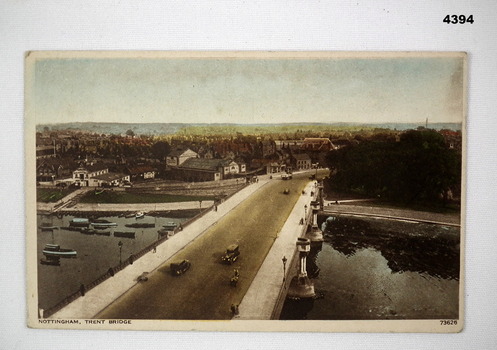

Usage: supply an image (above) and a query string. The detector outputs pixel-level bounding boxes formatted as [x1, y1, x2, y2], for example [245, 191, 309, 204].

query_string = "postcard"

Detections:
[26, 51, 465, 332]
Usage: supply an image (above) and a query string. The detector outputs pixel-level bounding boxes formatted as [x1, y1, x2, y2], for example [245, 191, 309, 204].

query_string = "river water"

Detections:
[280, 215, 460, 320]
[37, 213, 191, 311]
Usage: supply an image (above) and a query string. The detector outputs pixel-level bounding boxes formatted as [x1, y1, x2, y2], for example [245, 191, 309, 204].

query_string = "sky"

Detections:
[29, 53, 465, 125]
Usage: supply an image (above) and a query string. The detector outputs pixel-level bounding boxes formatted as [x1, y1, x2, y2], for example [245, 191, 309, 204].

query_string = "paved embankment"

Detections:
[55, 201, 215, 213]
[37, 188, 91, 212]
[49, 180, 268, 319]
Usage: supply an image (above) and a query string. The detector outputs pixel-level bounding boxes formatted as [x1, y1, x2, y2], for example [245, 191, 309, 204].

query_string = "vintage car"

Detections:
[170, 259, 191, 276]
[221, 244, 240, 264]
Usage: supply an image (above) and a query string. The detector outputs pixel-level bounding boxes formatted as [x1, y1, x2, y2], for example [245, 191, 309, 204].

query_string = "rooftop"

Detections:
[179, 158, 224, 171]
[93, 172, 128, 181]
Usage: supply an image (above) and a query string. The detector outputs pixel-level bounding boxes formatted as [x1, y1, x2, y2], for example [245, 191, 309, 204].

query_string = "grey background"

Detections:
[1, 1, 496, 349]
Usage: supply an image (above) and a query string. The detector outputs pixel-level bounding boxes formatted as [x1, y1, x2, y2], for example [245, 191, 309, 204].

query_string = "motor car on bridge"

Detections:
[170, 259, 191, 276]
[221, 244, 240, 264]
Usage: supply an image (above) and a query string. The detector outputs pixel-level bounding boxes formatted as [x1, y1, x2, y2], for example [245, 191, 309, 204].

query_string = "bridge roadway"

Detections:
[50, 172, 317, 321]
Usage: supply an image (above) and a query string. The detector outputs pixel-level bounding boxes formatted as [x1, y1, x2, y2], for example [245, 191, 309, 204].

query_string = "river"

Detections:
[280, 215, 460, 320]
[37, 213, 192, 311]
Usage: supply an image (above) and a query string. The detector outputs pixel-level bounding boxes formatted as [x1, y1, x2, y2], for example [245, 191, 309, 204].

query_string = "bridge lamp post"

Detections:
[282, 256, 287, 282]
[304, 204, 308, 221]
[118, 240, 123, 264]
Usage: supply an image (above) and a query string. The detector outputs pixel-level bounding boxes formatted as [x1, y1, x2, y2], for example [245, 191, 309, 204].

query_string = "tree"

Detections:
[151, 141, 171, 161]
[325, 129, 461, 206]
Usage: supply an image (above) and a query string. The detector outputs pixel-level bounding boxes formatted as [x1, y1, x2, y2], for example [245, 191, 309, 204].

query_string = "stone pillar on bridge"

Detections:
[317, 181, 324, 210]
[306, 207, 324, 246]
[287, 238, 315, 299]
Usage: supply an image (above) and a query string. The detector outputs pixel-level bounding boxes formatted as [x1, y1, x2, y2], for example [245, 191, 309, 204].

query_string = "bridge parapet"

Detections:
[286, 237, 315, 299]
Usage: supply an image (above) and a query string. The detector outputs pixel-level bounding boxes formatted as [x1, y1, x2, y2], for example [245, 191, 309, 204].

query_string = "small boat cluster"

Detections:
[40, 213, 184, 265]
[62, 218, 137, 238]
[40, 243, 77, 266]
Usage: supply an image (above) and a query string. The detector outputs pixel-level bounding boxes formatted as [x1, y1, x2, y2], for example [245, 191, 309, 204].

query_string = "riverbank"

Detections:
[322, 203, 461, 226]
[38, 200, 215, 214]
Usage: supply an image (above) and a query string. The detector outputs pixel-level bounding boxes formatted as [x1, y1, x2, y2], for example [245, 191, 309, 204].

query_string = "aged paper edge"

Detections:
[25, 50, 466, 332]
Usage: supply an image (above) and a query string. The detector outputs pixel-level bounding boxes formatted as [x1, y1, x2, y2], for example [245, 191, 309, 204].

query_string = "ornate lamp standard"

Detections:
[282, 256, 287, 282]
[118, 240, 123, 263]
[304, 204, 308, 222]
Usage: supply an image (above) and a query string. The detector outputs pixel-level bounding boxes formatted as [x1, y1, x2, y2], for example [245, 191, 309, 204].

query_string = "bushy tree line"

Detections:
[326, 129, 461, 205]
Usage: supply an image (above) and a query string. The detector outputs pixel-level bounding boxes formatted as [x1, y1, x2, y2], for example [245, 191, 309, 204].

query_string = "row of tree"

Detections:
[325, 129, 461, 206]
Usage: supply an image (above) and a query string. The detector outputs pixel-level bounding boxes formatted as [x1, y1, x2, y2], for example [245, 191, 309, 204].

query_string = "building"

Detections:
[170, 158, 222, 182]
[72, 164, 109, 186]
[267, 162, 287, 174]
[91, 173, 131, 187]
[301, 138, 335, 152]
[170, 158, 245, 182]
[259, 140, 277, 157]
[36, 145, 56, 159]
[36, 158, 76, 183]
[37, 162, 62, 183]
[220, 159, 246, 176]
[126, 165, 156, 181]
[291, 153, 312, 170]
[166, 148, 199, 167]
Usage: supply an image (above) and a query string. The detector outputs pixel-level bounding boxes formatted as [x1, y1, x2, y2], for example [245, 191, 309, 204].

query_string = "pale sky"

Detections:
[30, 53, 465, 125]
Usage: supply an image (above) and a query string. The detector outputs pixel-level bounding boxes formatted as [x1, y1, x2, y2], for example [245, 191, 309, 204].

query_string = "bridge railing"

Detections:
[270, 183, 319, 319]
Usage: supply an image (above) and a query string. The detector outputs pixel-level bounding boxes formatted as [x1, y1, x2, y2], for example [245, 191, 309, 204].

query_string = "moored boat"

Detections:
[162, 222, 178, 231]
[81, 227, 96, 234]
[114, 231, 136, 238]
[69, 218, 90, 227]
[95, 230, 111, 236]
[61, 226, 84, 232]
[125, 222, 155, 228]
[42, 243, 77, 258]
[40, 256, 61, 266]
[90, 219, 118, 228]
[39, 225, 59, 231]
[135, 211, 145, 219]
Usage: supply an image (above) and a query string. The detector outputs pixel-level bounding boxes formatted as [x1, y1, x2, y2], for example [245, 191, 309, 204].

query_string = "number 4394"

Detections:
[444, 15, 474, 24]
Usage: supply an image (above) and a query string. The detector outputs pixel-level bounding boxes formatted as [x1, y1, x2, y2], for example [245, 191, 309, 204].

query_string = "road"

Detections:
[96, 173, 311, 320]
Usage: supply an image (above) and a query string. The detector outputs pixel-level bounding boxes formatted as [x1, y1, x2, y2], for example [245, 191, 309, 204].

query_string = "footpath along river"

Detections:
[280, 215, 460, 320]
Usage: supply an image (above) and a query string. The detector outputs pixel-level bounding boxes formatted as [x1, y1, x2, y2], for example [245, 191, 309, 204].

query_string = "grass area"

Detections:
[37, 188, 76, 202]
[373, 200, 461, 215]
[79, 190, 218, 204]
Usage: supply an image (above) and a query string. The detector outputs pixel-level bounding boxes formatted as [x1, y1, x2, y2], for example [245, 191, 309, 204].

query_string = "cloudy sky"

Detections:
[29, 52, 465, 125]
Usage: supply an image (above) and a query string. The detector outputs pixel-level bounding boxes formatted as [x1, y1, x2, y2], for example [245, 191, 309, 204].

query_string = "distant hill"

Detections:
[36, 122, 186, 136]
[37, 122, 462, 136]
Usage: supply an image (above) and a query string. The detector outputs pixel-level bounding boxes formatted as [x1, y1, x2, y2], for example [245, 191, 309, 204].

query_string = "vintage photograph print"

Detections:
[26, 51, 465, 332]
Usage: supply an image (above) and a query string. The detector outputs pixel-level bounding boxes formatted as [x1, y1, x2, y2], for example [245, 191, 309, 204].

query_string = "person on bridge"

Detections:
[230, 304, 239, 315]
